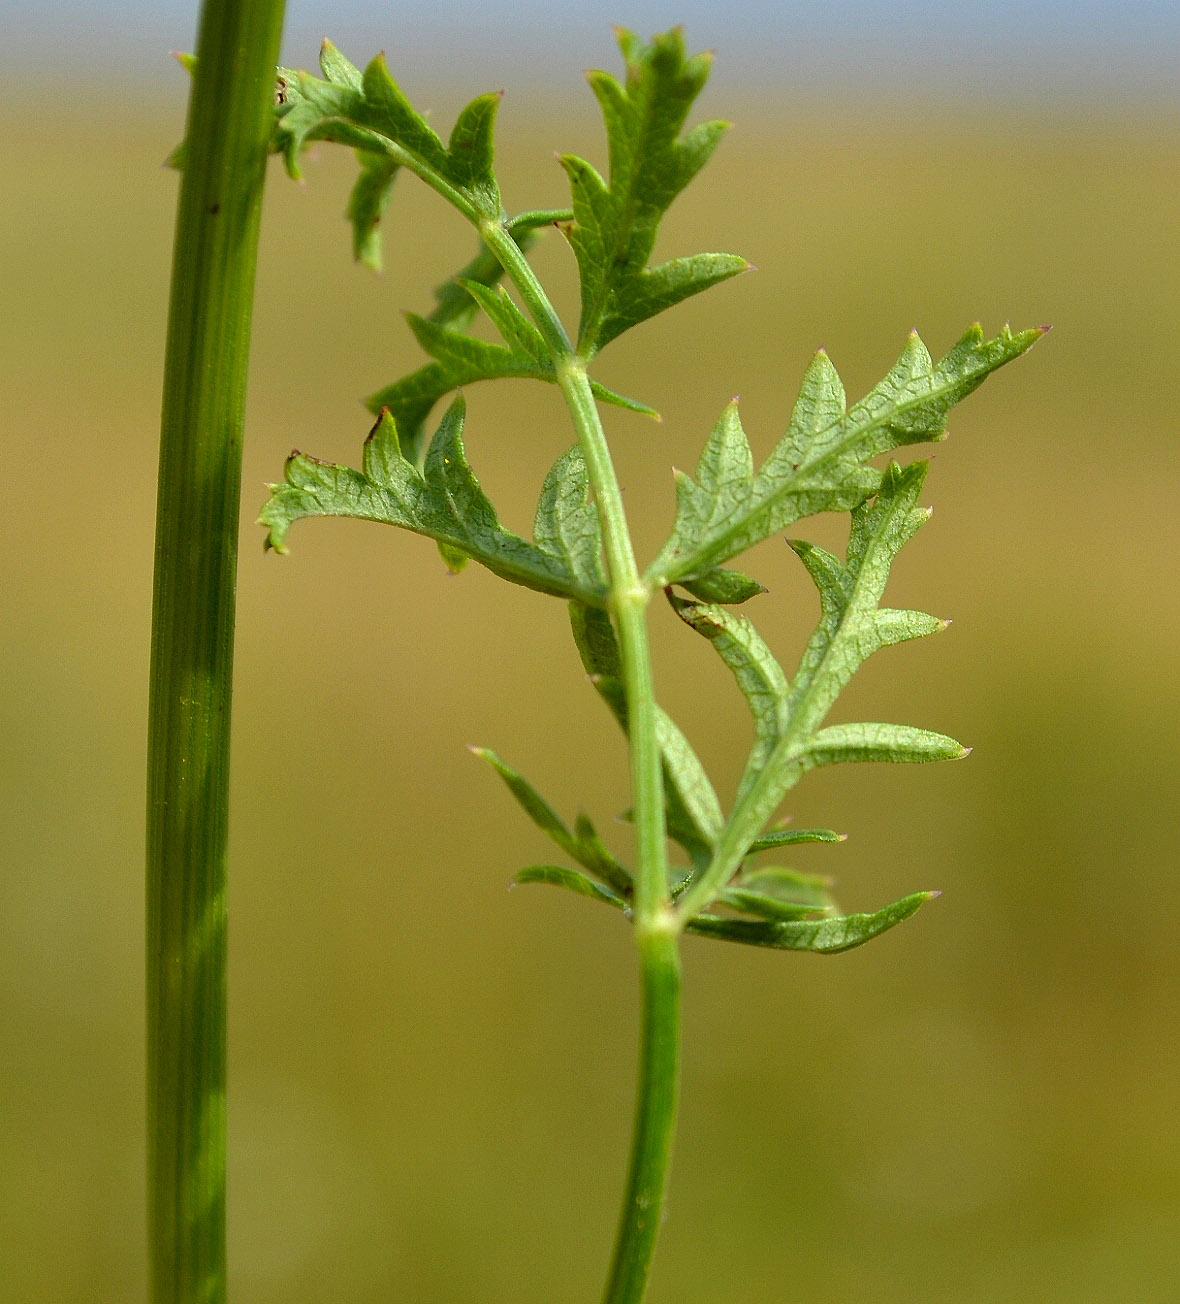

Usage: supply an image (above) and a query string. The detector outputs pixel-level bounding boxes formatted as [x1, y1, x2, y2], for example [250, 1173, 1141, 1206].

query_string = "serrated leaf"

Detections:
[359, 54, 453, 178]
[649, 326, 1045, 588]
[475, 751, 633, 896]
[783, 462, 945, 733]
[671, 462, 960, 921]
[514, 865, 628, 910]
[260, 400, 607, 603]
[686, 891, 935, 954]
[805, 723, 968, 767]
[729, 462, 950, 805]
[569, 602, 722, 866]
[273, 45, 504, 218]
[560, 29, 749, 355]
[668, 593, 788, 803]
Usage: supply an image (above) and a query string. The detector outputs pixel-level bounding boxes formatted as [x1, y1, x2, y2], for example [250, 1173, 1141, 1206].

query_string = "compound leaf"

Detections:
[260, 400, 607, 604]
[649, 325, 1045, 588]
[670, 460, 962, 924]
[274, 40, 505, 240]
[560, 28, 749, 356]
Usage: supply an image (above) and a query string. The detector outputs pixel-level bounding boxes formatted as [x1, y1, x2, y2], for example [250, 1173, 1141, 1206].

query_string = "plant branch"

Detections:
[147, 0, 286, 1299]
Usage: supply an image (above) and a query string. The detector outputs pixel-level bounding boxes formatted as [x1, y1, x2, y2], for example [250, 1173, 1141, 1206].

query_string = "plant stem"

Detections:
[602, 926, 683, 1304]
[481, 221, 670, 926]
[480, 219, 681, 1301]
[147, 0, 286, 1299]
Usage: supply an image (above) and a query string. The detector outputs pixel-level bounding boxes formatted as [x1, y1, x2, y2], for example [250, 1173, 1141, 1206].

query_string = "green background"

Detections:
[2, 71, 1178, 1303]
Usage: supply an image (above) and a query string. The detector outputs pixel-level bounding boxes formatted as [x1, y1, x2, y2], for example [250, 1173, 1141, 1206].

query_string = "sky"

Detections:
[9, 0, 1180, 105]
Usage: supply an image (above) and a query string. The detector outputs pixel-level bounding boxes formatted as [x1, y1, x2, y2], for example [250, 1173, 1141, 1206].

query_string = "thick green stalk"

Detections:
[147, 0, 286, 1300]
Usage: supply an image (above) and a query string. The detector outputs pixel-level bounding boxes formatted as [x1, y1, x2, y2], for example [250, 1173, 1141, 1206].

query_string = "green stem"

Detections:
[481, 220, 681, 1301]
[602, 927, 683, 1304]
[147, 1, 286, 1300]
[554, 362, 669, 926]
[481, 222, 670, 926]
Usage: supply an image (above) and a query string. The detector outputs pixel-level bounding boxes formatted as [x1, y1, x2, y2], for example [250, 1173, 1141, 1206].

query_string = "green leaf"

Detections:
[163, 53, 196, 170]
[569, 602, 722, 865]
[474, 750, 633, 896]
[715, 888, 831, 922]
[783, 462, 946, 733]
[514, 865, 628, 910]
[259, 400, 607, 604]
[670, 460, 966, 922]
[738, 866, 836, 910]
[586, 381, 661, 420]
[805, 722, 968, 767]
[746, 828, 843, 853]
[445, 92, 503, 212]
[402, 308, 551, 391]
[571, 814, 634, 898]
[678, 567, 766, 604]
[560, 29, 749, 355]
[317, 38, 363, 91]
[273, 43, 504, 218]
[474, 747, 578, 847]
[649, 325, 1045, 588]
[458, 280, 551, 366]
[534, 448, 608, 595]
[365, 213, 662, 461]
[667, 593, 788, 803]
[346, 149, 399, 271]
[727, 462, 951, 822]
[686, 891, 936, 954]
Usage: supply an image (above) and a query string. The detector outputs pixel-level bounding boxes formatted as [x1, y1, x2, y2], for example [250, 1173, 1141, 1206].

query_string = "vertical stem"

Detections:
[147, 1, 286, 1300]
[481, 221, 682, 1303]
[553, 362, 669, 926]
[602, 927, 682, 1304]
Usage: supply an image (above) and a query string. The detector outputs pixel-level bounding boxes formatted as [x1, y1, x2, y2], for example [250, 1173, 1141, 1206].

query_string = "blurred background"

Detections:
[3, 1, 1179, 1300]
